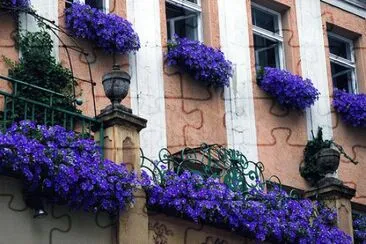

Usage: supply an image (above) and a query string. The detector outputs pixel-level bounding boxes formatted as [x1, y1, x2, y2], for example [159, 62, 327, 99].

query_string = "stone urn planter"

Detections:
[300, 148, 340, 185]
[300, 127, 358, 186]
[314, 148, 340, 175]
[101, 65, 132, 113]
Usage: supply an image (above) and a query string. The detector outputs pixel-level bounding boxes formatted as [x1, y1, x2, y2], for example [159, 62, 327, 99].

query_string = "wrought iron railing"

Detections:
[0, 75, 104, 150]
[140, 143, 267, 193]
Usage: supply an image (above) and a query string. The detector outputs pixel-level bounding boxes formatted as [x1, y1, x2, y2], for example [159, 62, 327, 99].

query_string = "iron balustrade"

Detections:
[140, 143, 268, 193]
[0, 75, 104, 155]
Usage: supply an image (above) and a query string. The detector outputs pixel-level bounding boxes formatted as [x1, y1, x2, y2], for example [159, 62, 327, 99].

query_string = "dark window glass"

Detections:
[331, 62, 353, 92]
[254, 34, 280, 70]
[65, 0, 73, 9]
[252, 7, 278, 33]
[85, 0, 104, 10]
[166, 3, 198, 40]
[186, 0, 198, 3]
[328, 36, 351, 60]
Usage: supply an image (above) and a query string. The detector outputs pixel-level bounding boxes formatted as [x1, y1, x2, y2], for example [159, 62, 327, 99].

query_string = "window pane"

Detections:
[85, 0, 104, 10]
[252, 7, 278, 33]
[185, 0, 198, 3]
[331, 62, 353, 93]
[166, 3, 199, 40]
[328, 36, 351, 60]
[254, 34, 280, 70]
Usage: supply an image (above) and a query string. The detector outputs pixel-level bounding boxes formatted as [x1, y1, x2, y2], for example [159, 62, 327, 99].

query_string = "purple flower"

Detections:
[0, 121, 137, 214]
[353, 213, 366, 243]
[65, 2, 140, 54]
[333, 89, 366, 127]
[1, 0, 29, 8]
[143, 170, 351, 243]
[258, 67, 320, 110]
[166, 36, 232, 87]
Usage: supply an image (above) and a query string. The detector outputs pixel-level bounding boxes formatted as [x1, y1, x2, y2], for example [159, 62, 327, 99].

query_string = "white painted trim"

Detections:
[127, 0, 167, 159]
[295, 0, 333, 140]
[321, 0, 366, 19]
[328, 32, 355, 62]
[218, 0, 258, 162]
[166, 0, 202, 41]
[328, 33, 358, 94]
[251, 3, 285, 69]
[166, 0, 202, 12]
[251, 3, 283, 36]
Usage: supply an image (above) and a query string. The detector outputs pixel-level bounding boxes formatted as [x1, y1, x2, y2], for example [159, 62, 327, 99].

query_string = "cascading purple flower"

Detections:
[258, 67, 320, 110]
[1, 0, 29, 8]
[0, 121, 137, 214]
[65, 2, 140, 54]
[353, 213, 366, 243]
[166, 36, 232, 87]
[333, 89, 366, 127]
[143, 170, 351, 243]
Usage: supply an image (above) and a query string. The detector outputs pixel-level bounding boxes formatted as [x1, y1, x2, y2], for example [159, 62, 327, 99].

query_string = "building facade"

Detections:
[0, 0, 366, 243]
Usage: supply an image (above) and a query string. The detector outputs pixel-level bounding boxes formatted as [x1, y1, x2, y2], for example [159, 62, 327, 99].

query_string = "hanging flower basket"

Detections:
[166, 36, 232, 87]
[65, 2, 140, 54]
[257, 67, 320, 110]
[332, 89, 366, 127]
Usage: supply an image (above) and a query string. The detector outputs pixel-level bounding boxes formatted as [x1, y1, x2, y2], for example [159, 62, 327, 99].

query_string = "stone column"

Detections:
[304, 179, 356, 239]
[95, 106, 148, 244]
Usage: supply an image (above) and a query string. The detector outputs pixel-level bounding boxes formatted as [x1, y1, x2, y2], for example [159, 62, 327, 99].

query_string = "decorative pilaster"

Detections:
[95, 106, 148, 244]
[295, 0, 333, 140]
[305, 179, 356, 239]
[218, 0, 258, 161]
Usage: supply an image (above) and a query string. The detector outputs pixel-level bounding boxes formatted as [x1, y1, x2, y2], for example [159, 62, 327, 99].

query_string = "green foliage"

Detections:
[5, 30, 79, 124]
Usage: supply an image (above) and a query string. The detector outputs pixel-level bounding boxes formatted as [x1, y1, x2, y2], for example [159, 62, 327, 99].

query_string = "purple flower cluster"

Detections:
[0, 0, 29, 8]
[259, 67, 320, 110]
[353, 213, 366, 243]
[65, 2, 140, 54]
[166, 36, 232, 87]
[143, 170, 351, 243]
[333, 89, 366, 127]
[0, 121, 137, 214]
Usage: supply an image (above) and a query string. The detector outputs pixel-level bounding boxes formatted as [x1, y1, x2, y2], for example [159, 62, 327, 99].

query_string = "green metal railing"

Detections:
[140, 143, 266, 193]
[0, 75, 104, 153]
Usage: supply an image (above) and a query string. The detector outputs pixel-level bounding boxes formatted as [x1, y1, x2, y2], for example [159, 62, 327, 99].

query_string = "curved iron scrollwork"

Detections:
[140, 143, 266, 193]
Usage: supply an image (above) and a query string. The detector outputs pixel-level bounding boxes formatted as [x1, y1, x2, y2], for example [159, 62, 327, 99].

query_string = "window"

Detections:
[65, 0, 109, 12]
[328, 33, 357, 93]
[252, 3, 284, 71]
[166, 0, 202, 41]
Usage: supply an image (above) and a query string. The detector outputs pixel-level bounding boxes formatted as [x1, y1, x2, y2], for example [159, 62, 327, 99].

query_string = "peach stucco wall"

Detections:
[321, 2, 366, 205]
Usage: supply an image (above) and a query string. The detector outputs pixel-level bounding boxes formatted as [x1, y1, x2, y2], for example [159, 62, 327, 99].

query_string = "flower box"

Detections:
[258, 67, 320, 110]
[65, 2, 140, 54]
[333, 89, 366, 127]
[166, 37, 232, 87]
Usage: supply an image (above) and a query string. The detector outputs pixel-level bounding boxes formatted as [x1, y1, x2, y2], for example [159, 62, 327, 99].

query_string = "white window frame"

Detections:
[65, 0, 109, 13]
[328, 32, 358, 93]
[166, 0, 203, 41]
[252, 3, 285, 69]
